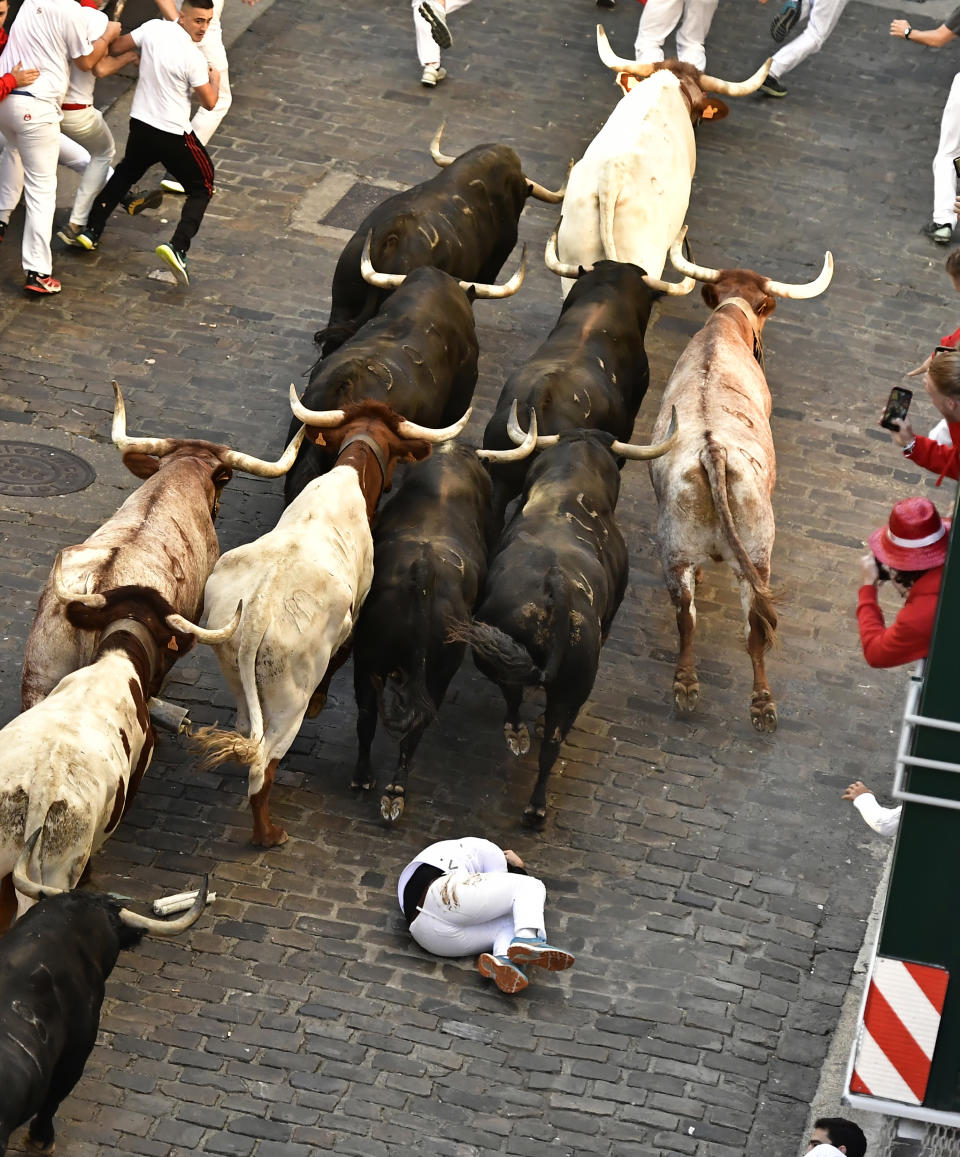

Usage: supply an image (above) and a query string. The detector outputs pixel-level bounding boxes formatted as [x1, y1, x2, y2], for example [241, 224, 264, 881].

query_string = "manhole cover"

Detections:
[0, 441, 96, 497]
[322, 181, 399, 230]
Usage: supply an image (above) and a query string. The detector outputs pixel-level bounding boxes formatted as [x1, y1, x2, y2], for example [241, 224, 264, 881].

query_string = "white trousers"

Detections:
[61, 106, 115, 227]
[408, 870, 548, 959]
[0, 131, 93, 217]
[192, 28, 232, 146]
[771, 0, 849, 78]
[933, 72, 960, 227]
[412, 0, 474, 67]
[634, 0, 719, 72]
[0, 95, 61, 274]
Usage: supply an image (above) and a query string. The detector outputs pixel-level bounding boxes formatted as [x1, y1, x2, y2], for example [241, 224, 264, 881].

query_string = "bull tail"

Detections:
[379, 546, 440, 740]
[699, 442, 779, 652]
[597, 166, 622, 263]
[448, 566, 572, 687]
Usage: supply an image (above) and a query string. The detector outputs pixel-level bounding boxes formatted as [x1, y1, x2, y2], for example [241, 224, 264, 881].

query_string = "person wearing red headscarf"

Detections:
[857, 497, 950, 668]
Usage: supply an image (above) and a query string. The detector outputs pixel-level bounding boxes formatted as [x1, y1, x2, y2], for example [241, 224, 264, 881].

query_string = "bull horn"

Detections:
[462, 245, 526, 299]
[112, 381, 177, 458]
[397, 407, 473, 443]
[641, 271, 696, 296]
[430, 121, 455, 167]
[166, 600, 242, 644]
[668, 227, 721, 283]
[525, 159, 569, 204]
[220, 426, 305, 477]
[12, 829, 61, 900]
[596, 24, 655, 77]
[360, 230, 406, 290]
[289, 383, 345, 428]
[699, 58, 771, 97]
[545, 229, 589, 279]
[51, 551, 106, 609]
[763, 251, 834, 300]
[476, 404, 539, 462]
[611, 406, 679, 460]
[119, 874, 209, 935]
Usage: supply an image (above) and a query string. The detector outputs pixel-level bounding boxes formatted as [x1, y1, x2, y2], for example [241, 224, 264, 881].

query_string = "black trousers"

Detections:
[86, 117, 214, 253]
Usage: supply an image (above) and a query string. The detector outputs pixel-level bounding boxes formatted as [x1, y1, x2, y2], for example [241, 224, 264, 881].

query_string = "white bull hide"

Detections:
[0, 651, 153, 921]
[557, 71, 695, 295]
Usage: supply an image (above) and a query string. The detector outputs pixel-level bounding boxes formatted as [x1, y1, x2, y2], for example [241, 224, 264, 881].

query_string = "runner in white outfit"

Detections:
[398, 837, 575, 994]
[758, 0, 849, 95]
[412, 0, 473, 87]
[844, 781, 901, 838]
[634, 0, 720, 73]
[0, 0, 118, 292]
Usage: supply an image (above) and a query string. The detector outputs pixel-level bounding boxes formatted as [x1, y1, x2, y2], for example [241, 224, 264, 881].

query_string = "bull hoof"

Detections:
[305, 692, 327, 719]
[504, 722, 530, 756]
[750, 696, 778, 734]
[380, 792, 405, 823]
[673, 678, 699, 712]
[351, 773, 375, 791]
[25, 1132, 54, 1155]
[251, 826, 288, 848]
[522, 806, 547, 830]
[534, 713, 545, 740]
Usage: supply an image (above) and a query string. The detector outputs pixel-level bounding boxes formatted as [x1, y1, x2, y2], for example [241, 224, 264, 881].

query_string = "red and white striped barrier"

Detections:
[851, 957, 949, 1105]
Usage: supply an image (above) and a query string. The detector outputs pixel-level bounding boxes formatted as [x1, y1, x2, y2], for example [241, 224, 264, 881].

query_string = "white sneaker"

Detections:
[160, 176, 186, 195]
[420, 64, 447, 87]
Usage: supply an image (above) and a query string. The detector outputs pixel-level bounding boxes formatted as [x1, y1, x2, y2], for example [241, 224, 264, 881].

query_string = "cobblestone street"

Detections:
[0, 1, 957, 1154]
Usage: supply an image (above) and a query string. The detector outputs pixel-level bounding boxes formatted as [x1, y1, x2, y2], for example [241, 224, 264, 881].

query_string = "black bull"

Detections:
[313, 143, 534, 356]
[450, 432, 630, 828]
[285, 266, 480, 504]
[0, 892, 144, 1156]
[482, 261, 661, 522]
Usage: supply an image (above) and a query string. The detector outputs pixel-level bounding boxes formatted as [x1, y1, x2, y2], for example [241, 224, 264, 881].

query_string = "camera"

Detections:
[874, 556, 891, 582]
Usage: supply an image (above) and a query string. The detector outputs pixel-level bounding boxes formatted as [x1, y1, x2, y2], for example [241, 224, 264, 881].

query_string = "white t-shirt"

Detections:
[0, 0, 94, 105]
[130, 19, 209, 134]
[397, 838, 509, 907]
[64, 8, 109, 107]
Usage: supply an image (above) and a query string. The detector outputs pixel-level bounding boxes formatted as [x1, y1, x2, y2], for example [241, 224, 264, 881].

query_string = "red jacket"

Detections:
[857, 568, 943, 668]
[904, 420, 960, 484]
[0, 28, 14, 102]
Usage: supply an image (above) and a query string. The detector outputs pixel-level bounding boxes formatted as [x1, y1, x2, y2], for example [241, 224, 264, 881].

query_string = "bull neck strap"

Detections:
[338, 431, 387, 482]
[99, 617, 160, 688]
[716, 297, 764, 366]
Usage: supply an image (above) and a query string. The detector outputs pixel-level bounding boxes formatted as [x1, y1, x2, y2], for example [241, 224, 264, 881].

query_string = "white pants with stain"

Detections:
[409, 870, 547, 958]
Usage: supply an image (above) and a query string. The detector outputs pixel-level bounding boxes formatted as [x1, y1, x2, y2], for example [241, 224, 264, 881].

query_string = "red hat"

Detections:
[870, 497, 951, 571]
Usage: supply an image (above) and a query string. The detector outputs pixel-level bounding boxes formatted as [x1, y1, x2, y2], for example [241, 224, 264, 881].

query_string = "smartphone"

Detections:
[874, 556, 891, 582]
[880, 386, 912, 431]
[954, 157, 960, 180]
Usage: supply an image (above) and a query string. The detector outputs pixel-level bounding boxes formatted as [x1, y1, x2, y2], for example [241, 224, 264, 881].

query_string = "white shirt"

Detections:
[64, 8, 108, 106]
[130, 19, 209, 134]
[397, 838, 508, 906]
[808, 1146, 845, 1157]
[0, 0, 94, 105]
[854, 792, 902, 838]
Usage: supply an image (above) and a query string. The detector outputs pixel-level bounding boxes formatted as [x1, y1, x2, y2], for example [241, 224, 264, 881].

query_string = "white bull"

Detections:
[648, 232, 833, 733]
[556, 26, 769, 295]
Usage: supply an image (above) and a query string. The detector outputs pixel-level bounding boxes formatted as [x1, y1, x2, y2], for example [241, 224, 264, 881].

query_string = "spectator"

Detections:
[634, 0, 720, 72]
[890, 10, 960, 243]
[0, 0, 119, 294]
[857, 497, 949, 669]
[888, 348, 960, 484]
[398, 837, 575, 994]
[75, 0, 220, 286]
[806, 1116, 867, 1156]
[413, 0, 471, 88]
[757, 0, 850, 100]
[842, 781, 901, 838]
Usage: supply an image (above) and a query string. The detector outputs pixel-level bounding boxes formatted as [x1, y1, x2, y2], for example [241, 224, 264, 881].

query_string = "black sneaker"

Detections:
[156, 243, 189, 285]
[418, 1, 451, 49]
[922, 220, 953, 244]
[24, 270, 62, 295]
[760, 74, 788, 98]
[596, 0, 616, 8]
[770, 0, 800, 44]
[123, 187, 164, 215]
[0, 220, 5, 243]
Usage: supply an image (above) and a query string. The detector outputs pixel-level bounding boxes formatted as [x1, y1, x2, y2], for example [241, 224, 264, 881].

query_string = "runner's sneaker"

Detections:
[477, 953, 528, 994]
[156, 243, 190, 285]
[770, 0, 800, 44]
[420, 64, 447, 87]
[596, 0, 616, 8]
[123, 187, 164, 215]
[74, 229, 99, 251]
[922, 220, 953, 244]
[419, 1, 452, 49]
[506, 936, 575, 972]
[57, 223, 86, 248]
[0, 221, 6, 243]
[760, 74, 788, 98]
[160, 175, 186, 195]
[24, 270, 61, 295]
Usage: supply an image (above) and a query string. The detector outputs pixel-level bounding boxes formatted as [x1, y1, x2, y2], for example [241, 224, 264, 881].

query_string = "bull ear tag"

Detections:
[616, 72, 640, 95]
[702, 104, 718, 120]
[167, 635, 179, 652]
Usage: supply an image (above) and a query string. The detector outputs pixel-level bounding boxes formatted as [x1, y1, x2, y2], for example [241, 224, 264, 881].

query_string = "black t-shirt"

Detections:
[947, 7, 960, 35]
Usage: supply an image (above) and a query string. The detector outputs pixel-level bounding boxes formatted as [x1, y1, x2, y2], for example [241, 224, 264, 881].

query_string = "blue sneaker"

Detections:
[478, 953, 528, 993]
[770, 0, 800, 44]
[506, 936, 575, 972]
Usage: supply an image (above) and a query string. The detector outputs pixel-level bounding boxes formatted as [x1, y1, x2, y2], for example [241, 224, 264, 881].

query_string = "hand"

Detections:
[12, 61, 39, 86]
[504, 849, 525, 869]
[860, 553, 880, 586]
[906, 355, 932, 378]
[890, 18, 911, 38]
[843, 780, 873, 802]
[104, 20, 122, 41]
[243, 0, 263, 6]
[889, 416, 915, 447]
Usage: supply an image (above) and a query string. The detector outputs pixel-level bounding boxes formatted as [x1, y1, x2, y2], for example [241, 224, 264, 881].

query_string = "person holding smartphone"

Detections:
[888, 348, 960, 483]
[857, 497, 949, 668]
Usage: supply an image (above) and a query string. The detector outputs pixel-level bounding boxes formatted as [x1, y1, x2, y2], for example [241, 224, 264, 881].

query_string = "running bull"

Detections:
[451, 413, 677, 827]
[649, 230, 833, 732]
[313, 124, 561, 355]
